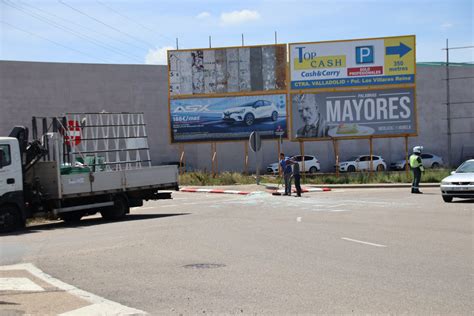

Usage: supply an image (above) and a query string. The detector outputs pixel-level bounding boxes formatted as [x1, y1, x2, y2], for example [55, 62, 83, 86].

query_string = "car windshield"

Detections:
[455, 161, 474, 173]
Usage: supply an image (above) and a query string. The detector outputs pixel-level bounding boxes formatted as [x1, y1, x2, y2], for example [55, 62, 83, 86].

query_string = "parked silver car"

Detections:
[440, 159, 474, 202]
[391, 153, 444, 170]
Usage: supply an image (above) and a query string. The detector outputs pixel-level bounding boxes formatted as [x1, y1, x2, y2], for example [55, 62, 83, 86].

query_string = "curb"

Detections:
[307, 183, 440, 189]
[180, 187, 331, 195]
[180, 188, 253, 195]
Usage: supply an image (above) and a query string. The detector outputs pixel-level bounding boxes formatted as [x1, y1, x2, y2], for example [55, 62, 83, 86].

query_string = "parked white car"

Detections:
[337, 155, 387, 172]
[267, 155, 320, 174]
[222, 100, 279, 126]
[440, 159, 474, 202]
[391, 153, 444, 170]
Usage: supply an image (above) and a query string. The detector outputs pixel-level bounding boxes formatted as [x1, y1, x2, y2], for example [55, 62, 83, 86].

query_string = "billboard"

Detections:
[289, 35, 415, 90]
[290, 87, 416, 140]
[168, 44, 287, 96]
[171, 94, 287, 143]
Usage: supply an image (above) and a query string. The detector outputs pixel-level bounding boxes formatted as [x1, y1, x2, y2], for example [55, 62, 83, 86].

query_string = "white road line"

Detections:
[341, 237, 387, 248]
[0, 263, 147, 315]
[0, 277, 44, 291]
[330, 209, 350, 212]
[296, 217, 302, 222]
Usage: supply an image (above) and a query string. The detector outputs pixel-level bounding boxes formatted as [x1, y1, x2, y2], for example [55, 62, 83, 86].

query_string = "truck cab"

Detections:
[0, 137, 25, 231]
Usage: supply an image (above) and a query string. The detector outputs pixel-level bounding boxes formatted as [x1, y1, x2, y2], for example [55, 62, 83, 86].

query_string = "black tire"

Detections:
[309, 166, 318, 174]
[60, 212, 83, 223]
[442, 195, 453, 203]
[0, 205, 22, 233]
[432, 162, 440, 169]
[347, 165, 356, 172]
[244, 113, 255, 126]
[101, 196, 129, 220]
[376, 164, 385, 171]
[271, 111, 278, 121]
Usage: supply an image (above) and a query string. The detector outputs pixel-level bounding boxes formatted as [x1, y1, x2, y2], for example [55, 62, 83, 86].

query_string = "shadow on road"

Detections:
[3, 213, 190, 236]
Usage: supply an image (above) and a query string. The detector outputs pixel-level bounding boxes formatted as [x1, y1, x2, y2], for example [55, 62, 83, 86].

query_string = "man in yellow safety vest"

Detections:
[409, 146, 425, 194]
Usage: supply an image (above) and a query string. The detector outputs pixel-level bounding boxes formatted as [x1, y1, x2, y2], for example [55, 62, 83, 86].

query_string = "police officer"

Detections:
[409, 146, 425, 194]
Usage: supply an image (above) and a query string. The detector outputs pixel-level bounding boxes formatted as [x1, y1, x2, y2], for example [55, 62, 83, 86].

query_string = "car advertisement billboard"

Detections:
[290, 87, 416, 140]
[289, 35, 415, 90]
[170, 94, 287, 143]
[168, 44, 287, 96]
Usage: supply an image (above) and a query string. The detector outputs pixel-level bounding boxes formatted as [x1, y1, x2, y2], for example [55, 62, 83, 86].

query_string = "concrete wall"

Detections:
[0, 61, 472, 171]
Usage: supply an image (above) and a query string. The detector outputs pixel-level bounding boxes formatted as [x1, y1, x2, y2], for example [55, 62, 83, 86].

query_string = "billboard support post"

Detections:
[405, 135, 410, 178]
[244, 141, 249, 175]
[332, 138, 339, 177]
[299, 141, 305, 183]
[211, 143, 217, 177]
[179, 144, 185, 175]
[369, 137, 373, 176]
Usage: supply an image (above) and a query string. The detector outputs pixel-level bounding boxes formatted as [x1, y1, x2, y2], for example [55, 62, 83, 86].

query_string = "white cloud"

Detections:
[440, 22, 453, 30]
[197, 12, 211, 19]
[220, 9, 260, 25]
[145, 46, 174, 65]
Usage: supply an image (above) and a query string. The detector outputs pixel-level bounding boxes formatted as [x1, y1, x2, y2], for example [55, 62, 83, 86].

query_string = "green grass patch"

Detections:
[179, 169, 452, 186]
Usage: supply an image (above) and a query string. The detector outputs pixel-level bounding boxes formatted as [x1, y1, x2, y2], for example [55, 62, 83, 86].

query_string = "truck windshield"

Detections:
[0, 144, 11, 166]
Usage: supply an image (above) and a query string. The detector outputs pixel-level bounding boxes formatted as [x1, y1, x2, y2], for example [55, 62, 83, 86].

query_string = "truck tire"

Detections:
[101, 196, 129, 220]
[0, 205, 22, 233]
[60, 212, 83, 223]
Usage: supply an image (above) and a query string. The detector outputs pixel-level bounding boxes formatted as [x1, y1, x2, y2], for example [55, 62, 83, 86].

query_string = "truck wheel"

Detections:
[347, 165, 356, 172]
[0, 205, 22, 233]
[60, 212, 83, 223]
[442, 195, 453, 203]
[101, 196, 129, 220]
[244, 113, 255, 126]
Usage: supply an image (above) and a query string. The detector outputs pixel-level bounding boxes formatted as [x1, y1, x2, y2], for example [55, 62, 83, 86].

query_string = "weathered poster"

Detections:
[168, 44, 287, 96]
[291, 87, 416, 140]
[170, 94, 287, 142]
[289, 35, 415, 90]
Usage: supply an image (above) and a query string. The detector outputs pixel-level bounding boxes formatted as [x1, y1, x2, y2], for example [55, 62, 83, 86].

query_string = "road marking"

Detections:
[341, 237, 387, 248]
[296, 217, 302, 222]
[330, 209, 350, 212]
[0, 277, 44, 291]
[0, 263, 147, 315]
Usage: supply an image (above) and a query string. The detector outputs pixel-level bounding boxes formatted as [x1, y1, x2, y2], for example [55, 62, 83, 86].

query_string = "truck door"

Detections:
[0, 141, 23, 197]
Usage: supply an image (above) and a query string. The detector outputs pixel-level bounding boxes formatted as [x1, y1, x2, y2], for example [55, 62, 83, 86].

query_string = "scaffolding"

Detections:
[32, 112, 152, 172]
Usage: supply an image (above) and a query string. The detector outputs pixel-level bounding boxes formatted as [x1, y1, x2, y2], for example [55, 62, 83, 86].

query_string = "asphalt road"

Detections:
[1, 188, 472, 314]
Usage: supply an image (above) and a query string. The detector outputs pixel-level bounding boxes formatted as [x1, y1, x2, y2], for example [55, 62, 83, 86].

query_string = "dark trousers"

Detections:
[412, 168, 421, 191]
[294, 174, 301, 196]
[284, 173, 292, 195]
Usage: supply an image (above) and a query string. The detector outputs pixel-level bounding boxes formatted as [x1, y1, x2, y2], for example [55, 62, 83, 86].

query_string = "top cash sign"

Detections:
[289, 35, 415, 90]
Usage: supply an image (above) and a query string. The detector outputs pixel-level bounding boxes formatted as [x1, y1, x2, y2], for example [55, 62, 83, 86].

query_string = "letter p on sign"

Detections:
[356, 46, 374, 64]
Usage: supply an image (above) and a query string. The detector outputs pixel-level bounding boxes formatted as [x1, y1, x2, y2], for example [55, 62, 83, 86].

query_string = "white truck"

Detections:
[0, 112, 179, 233]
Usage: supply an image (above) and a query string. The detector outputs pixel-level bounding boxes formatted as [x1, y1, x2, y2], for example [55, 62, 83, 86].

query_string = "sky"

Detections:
[0, 0, 472, 65]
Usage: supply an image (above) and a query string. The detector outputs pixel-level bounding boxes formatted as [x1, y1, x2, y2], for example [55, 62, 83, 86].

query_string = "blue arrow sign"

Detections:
[386, 42, 412, 57]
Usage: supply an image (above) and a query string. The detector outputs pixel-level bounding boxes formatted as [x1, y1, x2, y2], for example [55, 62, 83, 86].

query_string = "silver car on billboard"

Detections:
[222, 100, 279, 126]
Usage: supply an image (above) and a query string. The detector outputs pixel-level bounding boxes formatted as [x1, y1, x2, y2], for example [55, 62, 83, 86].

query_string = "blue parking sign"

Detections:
[356, 46, 374, 64]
